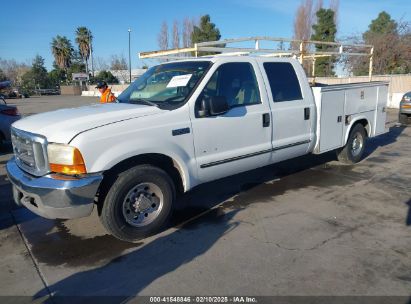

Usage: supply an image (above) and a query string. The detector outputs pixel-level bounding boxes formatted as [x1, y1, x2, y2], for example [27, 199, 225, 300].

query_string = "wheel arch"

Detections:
[98, 153, 187, 204]
[344, 117, 370, 145]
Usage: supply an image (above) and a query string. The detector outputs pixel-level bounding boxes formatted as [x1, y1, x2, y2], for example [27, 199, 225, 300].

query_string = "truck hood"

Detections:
[12, 103, 164, 143]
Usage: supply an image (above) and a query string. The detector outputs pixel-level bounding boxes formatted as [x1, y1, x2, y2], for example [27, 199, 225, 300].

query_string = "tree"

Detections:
[364, 11, 397, 39]
[191, 15, 222, 55]
[51, 35, 74, 77]
[346, 12, 410, 75]
[293, 0, 338, 75]
[191, 15, 221, 45]
[48, 68, 65, 88]
[31, 55, 49, 87]
[0, 58, 30, 86]
[172, 20, 180, 49]
[64, 51, 86, 82]
[21, 55, 50, 92]
[95, 57, 109, 71]
[110, 54, 128, 70]
[311, 8, 337, 76]
[182, 17, 194, 48]
[94, 70, 118, 84]
[293, 0, 314, 43]
[158, 21, 169, 50]
[0, 68, 7, 82]
[293, 0, 315, 74]
[110, 54, 129, 83]
[75, 27, 93, 74]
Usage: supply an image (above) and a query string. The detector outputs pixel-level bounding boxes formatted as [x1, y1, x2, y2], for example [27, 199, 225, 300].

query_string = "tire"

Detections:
[336, 123, 367, 164]
[399, 113, 409, 125]
[99, 164, 175, 242]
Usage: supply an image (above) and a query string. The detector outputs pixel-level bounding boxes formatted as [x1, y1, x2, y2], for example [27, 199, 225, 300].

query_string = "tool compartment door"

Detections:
[318, 90, 345, 152]
[374, 85, 388, 136]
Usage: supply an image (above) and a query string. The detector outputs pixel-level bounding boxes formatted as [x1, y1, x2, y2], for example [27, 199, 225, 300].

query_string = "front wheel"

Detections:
[99, 165, 175, 242]
[336, 123, 367, 164]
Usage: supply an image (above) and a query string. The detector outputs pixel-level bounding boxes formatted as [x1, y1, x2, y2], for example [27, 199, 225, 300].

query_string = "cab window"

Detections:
[200, 62, 261, 108]
[263, 62, 303, 102]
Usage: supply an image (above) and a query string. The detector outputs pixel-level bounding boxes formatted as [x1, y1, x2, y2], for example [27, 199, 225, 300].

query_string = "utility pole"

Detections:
[128, 28, 132, 83]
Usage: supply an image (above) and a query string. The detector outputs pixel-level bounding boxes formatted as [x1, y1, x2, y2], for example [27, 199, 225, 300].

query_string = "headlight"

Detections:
[47, 143, 87, 175]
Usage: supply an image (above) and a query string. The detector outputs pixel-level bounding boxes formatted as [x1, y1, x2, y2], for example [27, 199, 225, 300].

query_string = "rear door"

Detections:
[259, 60, 314, 163]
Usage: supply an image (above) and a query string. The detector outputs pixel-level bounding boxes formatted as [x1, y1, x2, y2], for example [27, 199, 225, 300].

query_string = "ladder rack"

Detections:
[139, 36, 374, 77]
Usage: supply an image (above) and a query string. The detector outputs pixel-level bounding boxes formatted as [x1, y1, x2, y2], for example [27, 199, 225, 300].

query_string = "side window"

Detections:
[201, 62, 261, 108]
[263, 62, 303, 102]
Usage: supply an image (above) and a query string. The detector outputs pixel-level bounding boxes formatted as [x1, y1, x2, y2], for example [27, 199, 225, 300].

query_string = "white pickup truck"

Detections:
[6, 56, 388, 242]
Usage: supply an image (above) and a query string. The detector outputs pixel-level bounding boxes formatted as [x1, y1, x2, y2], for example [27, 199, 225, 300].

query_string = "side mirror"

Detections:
[199, 96, 229, 117]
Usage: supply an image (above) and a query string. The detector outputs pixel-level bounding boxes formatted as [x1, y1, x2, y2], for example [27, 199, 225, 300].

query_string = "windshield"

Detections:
[117, 61, 211, 109]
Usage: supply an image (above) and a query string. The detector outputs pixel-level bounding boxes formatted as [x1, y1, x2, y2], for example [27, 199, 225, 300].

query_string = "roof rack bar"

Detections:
[139, 47, 197, 59]
[137, 36, 375, 78]
[195, 36, 373, 48]
[198, 46, 301, 54]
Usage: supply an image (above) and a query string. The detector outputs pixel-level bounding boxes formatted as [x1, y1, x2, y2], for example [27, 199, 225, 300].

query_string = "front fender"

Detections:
[70, 111, 197, 191]
[93, 139, 194, 190]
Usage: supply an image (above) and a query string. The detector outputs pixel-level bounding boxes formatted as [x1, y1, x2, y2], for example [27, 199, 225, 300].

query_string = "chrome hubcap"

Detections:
[351, 133, 363, 157]
[122, 182, 163, 227]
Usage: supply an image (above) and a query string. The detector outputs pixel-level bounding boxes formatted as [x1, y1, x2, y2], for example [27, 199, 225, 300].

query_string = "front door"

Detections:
[190, 61, 272, 183]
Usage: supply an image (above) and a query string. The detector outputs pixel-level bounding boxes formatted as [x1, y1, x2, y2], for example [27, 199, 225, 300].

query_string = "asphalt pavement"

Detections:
[0, 96, 410, 301]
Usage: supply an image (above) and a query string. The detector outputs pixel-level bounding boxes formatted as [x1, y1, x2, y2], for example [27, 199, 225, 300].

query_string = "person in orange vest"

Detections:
[96, 81, 116, 103]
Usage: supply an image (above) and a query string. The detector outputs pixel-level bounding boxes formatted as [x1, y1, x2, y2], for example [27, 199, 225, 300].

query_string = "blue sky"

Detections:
[0, 0, 409, 70]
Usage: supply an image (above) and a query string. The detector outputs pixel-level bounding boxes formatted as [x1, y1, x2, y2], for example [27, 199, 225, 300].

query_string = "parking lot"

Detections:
[0, 96, 410, 300]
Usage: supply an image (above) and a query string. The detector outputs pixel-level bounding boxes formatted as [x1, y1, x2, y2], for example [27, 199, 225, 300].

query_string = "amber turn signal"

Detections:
[47, 144, 87, 175]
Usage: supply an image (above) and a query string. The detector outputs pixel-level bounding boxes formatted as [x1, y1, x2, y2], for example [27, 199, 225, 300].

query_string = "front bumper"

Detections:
[400, 102, 411, 114]
[400, 108, 411, 114]
[6, 158, 103, 219]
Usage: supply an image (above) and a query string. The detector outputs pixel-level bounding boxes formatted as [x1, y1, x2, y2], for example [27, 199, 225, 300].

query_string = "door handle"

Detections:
[262, 113, 270, 127]
[304, 107, 310, 120]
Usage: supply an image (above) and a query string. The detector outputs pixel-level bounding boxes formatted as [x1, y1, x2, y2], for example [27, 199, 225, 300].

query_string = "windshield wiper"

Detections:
[129, 99, 159, 107]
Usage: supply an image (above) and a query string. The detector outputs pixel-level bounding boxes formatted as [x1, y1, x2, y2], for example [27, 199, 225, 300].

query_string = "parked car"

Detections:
[3, 89, 29, 99]
[399, 91, 411, 125]
[0, 97, 21, 147]
[6, 56, 388, 242]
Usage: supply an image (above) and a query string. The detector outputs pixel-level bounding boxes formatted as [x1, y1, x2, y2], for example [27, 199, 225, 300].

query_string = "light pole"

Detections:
[128, 28, 132, 83]
[88, 29, 94, 78]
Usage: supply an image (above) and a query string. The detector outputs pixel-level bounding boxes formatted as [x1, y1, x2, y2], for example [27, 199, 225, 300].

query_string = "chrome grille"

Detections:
[11, 128, 49, 176]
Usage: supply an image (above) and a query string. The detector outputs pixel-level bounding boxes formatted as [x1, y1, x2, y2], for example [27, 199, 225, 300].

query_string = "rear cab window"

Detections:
[263, 62, 303, 102]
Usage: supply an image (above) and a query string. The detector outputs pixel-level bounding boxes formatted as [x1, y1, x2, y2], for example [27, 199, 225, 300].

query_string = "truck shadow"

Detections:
[363, 124, 406, 158]
[174, 124, 406, 226]
[33, 208, 240, 299]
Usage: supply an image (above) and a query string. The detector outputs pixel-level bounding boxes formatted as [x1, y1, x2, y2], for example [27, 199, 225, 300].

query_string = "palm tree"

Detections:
[51, 35, 73, 76]
[75, 27, 93, 74]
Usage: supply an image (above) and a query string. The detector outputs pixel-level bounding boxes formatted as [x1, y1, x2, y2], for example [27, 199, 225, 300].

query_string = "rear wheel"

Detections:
[336, 123, 367, 164]
[99, 164, 175, 242]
